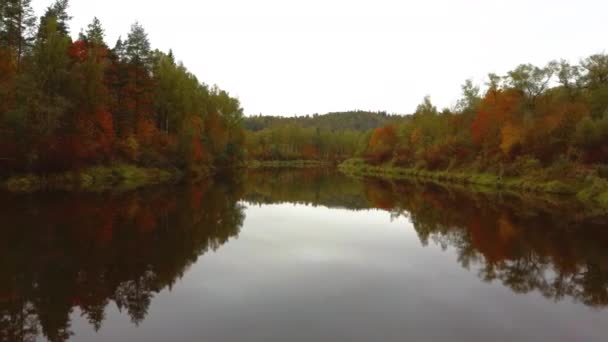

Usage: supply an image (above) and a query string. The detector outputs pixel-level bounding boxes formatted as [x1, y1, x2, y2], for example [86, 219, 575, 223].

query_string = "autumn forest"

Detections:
[1, 1, 608, 341]
[1, 0, 608, 205]
[1, 0, 245, 178]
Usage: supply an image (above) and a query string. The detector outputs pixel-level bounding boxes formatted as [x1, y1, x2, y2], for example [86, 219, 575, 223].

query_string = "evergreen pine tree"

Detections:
[125, 22, 151, 67]
[37, 0, 72, 40]
[113, 36, 126, 61]
[0, 0, 37, 70]
[85, 17, 105, 46]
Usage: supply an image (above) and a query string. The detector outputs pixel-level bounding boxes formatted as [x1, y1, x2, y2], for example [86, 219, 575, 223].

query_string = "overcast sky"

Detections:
[32, 0, 608, 116]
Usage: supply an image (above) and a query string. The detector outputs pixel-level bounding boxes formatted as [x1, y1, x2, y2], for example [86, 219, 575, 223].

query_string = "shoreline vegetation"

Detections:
[1, 160, 327, 192]
[4, 164, 183, 192]
[327, 54, 608, 211]
[247, 160, 334, 168]
[339, 158, 608, 208]
[240, 55, 608, 215]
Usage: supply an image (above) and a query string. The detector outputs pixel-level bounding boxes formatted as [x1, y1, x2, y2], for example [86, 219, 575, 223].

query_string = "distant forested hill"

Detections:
[244, 111, 407, 161]
[244, 111, 404, 132]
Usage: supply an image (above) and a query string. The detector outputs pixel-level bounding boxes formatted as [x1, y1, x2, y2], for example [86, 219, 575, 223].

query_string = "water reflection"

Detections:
[244, 168, 368, 209]
[0, 179, 245, 342]
[362, 178, 608, 309]
[244, 169, 608, 308]
[0, 169, 607, 341]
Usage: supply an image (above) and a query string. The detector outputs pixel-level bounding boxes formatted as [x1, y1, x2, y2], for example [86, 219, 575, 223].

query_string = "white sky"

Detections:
[32, 0, 608, 116]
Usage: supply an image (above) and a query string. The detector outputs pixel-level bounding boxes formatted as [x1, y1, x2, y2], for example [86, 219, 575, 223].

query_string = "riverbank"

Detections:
[247, 160, 334, 168]
[339, 158, 608, 208]
[3, 164, 184, 192]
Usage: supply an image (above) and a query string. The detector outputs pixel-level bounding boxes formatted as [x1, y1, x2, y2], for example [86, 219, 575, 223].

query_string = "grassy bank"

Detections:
[4, 164, 183, 193]
[247, 160, 334, 169]
[339, 158, 608, 208]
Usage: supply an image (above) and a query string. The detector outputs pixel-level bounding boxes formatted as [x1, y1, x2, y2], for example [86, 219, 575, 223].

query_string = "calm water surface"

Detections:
[1, 169, 607, 341]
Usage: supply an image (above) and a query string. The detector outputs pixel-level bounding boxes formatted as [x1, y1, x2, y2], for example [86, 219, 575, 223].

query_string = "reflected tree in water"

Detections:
[360, 178, 608, 309]
[2, 169, 607, 341]
[0, 178, 245, 341]
[244, 169, 608, 309]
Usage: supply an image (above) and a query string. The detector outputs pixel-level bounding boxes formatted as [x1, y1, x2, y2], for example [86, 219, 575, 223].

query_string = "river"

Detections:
[1, 169, 607, 341]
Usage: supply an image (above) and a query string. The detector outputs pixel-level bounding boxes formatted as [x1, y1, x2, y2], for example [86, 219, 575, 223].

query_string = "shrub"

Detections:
[503, 155, 542, 177]
[393, 148, 414, 167]
[597, 165, 608, 179]
[6, 175, 42, 192]
[577, 177, 608, 202]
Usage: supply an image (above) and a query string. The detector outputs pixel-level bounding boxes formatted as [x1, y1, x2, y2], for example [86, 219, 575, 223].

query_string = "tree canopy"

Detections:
[0, 1, 244, 175]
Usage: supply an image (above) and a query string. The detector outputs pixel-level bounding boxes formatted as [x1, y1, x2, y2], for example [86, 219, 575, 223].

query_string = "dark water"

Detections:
[1, 169, 607, 342]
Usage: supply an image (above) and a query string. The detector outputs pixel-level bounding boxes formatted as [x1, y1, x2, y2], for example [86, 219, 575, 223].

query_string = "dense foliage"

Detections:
[0, 0, 245, 175]
[245, 124, 363, 161]
[245, 54, 608, 175]
[359, 57, 608, 174]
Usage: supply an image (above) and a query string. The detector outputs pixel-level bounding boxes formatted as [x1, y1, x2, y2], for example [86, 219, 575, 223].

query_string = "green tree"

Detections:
[111, 22, 154, 143]
[37, 0, 72, 40]
[581, 54, 608, 119]
[0, 0, 36, 70]
[85, 17, 105, 46]
[581, 54, 608, 88]
[28, 17, 72, 136]
[415, 96, 438, 116]
[557, 60, 582, 91]
[125, 22, 151, 67]
[456, 79, 481, 113]
[505, 62, 558, 108]
[112, 36, 126, 61]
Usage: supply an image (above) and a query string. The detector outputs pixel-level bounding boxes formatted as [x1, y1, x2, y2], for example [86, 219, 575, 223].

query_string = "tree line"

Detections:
[0, 0, 245, 175]
[2, 0, 607, 180]
[244, 54, 608, 176]
[360, 56, 608, 175]
[245, 110, 398, 131]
